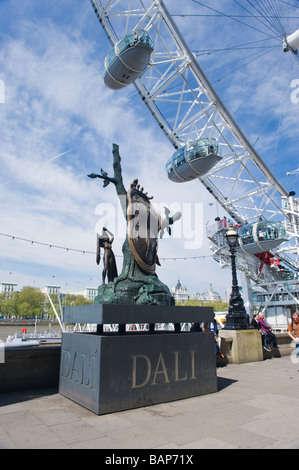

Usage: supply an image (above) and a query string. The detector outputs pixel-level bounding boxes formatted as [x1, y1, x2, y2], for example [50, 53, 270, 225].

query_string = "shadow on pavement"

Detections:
[0, 387, 58, 407]
[217, 376, 238, 392]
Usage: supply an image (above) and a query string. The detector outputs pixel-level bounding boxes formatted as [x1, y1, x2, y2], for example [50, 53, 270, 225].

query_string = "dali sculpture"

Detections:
[88, 144, 181, 305]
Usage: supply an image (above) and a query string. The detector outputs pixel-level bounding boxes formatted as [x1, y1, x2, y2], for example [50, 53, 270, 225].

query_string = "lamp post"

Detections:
[224, 223, 250, 330]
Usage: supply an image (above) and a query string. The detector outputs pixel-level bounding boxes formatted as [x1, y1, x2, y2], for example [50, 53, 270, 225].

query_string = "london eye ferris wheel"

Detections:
[89, 0, 299, 294]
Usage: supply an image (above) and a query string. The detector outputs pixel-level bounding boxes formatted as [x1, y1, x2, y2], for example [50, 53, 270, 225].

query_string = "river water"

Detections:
[0, 324, 61, 343]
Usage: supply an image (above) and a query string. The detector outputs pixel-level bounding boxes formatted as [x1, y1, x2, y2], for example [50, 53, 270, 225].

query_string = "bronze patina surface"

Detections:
[88, 144, 180, 305]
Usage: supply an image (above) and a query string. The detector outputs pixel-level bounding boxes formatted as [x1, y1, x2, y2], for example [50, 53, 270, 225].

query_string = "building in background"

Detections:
[171, 280, 224, 304]
[194, 283, 221, 301]
[171, 279, 189, 304]
[41, 285, 61, 295]
[41, 285, 97, 301]
[67, 287, 98, 301]
[0, 282, 18, 295]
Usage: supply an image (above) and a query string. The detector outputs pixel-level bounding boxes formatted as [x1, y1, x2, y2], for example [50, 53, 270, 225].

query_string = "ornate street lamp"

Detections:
[224, 223, 250, 330]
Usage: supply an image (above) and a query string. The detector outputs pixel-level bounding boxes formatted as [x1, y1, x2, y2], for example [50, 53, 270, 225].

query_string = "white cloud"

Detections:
[0, 0, 297, 297]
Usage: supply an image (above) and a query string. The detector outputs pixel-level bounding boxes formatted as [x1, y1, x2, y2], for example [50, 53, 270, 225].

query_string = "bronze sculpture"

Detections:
[96, 227, 118, 284]
[88, 144, 181, 305]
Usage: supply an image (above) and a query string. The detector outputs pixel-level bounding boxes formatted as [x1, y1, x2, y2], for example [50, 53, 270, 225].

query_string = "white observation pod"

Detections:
[103, 30, 154, 89]
[283, 29, 299, 54]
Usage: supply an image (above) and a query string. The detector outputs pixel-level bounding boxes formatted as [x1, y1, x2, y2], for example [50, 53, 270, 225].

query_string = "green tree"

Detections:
[0, 292, 18, 317]
[16, 286, 45, 318]
[17, 301, 32, 318]
[62, 294, 78, 307]
[0, 288, 93, 320]
[176, 298, 229, 312]
[74, 295, 93, 306]
[45, 293, 93, 319]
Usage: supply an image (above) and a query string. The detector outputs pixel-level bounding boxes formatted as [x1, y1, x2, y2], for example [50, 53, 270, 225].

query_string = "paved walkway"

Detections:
[0, 356, 298, 449]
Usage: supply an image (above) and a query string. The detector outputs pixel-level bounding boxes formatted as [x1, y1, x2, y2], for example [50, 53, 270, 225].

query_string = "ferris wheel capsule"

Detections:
[165, 138, 222, 183]
[237, 220, 287, 255]
[283, 29, 299, 54]
[102, 30, 154, 89]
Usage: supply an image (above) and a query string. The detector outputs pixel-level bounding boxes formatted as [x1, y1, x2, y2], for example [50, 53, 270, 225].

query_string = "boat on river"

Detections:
[3, 313, 62, 348]
[4, 329, 62, 347]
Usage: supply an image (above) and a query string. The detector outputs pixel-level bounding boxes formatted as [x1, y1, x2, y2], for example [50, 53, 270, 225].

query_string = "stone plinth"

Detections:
[220, 329, 263, 364]
[59, 304, 218, 415]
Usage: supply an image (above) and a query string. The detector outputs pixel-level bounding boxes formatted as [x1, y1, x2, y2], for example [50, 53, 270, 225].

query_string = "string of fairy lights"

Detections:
[0, 232, 213, 261]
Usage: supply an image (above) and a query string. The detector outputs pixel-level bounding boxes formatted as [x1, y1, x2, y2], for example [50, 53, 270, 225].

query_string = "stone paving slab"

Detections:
[0, 356, 298, 449]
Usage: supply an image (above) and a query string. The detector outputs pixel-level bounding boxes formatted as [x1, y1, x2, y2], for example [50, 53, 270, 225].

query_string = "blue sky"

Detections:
[0, 0, 298, 298]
